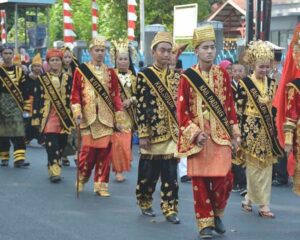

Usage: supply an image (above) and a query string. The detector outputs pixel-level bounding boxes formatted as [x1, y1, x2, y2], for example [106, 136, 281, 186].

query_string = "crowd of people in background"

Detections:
[1, 23, 300, 240]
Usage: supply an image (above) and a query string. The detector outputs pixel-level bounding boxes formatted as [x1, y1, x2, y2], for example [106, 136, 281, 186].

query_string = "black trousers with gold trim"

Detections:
[44, 133, 68, 177]
[136, 155, 179, 217]
[0, 137, 26, 163]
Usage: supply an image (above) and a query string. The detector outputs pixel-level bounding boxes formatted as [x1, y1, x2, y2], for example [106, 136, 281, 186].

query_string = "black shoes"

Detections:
[62, 157, 70, 167]
[0, 160, 9, 167]
[166, 213, 180, 224]
[14, 160, 30, 168]
[50, 175, 61, 183]
[180, 175, 191, 183]
[141, 207, 156, 217]
[239, 188, 247, 197]
[214, 216, 226, 234]
[272, 179, 288, 187]
[199, 227, 213, 239]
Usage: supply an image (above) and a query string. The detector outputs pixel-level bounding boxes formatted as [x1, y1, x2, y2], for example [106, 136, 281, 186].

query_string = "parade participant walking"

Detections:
[135, 32, 180, 224]
[0, 45, 31, 168]
[177, 25, 240, 239]
[61, 47, 78, 166]
[231, 62, 247, 194]
[236, 40, 283, 218]
[26, 53, 44, 144]
[274, 23, 300, 196]
[71, 36, 126, 197]
[32, 49, 74, 182]
[111, 40, 137, 182]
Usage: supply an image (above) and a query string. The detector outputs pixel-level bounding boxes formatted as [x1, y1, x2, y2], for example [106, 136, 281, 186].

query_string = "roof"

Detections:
[207, 0, 246, 37]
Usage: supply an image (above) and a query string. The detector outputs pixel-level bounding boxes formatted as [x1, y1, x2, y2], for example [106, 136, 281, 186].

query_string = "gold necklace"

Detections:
[252, 74, 269, 104]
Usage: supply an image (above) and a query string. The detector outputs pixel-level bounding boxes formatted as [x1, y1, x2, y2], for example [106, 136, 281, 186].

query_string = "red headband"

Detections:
[46, 48, 63, 61]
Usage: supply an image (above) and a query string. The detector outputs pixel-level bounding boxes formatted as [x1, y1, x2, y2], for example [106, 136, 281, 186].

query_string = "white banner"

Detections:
[174, 4, 198, 39]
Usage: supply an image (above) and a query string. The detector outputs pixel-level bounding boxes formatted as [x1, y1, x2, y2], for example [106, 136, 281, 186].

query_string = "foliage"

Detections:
[5, 0, 214, 46]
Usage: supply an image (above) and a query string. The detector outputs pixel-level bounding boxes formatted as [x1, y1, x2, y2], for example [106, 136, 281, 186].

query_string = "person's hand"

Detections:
[139, 138, 150, 150]
[23, 111, 30, 118]
[115, 123, 124, 132]
[232, 136, 241, 148]
[122, 99, 132, 109]
[75, 114, 82, 126]
[285, 144, 293, 154]
[196, 132, 209, 146]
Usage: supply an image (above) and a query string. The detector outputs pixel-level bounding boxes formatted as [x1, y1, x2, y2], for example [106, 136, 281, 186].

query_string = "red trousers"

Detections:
[78, 144, 112, 184]
[191, 171, 233, 230]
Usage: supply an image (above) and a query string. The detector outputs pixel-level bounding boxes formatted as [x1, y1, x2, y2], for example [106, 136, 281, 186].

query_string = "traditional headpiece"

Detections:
[13, 54, 21, 65]
[46, 48, 63, 61]
[192, 25, 216, 48]
[110, 40, 129, 64]
[0, 44, 13, 53]
[172, 42, 188, 61]
[245, 40, 274, 66]
[219, 60, 232, 70]
[89, 35, 106, 49]
[151, 32, 173, 50]
[61, 46, 72, 54]
[32, 53, 42, 65]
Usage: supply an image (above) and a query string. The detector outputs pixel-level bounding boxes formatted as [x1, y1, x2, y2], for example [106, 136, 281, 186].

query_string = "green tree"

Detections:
[48, 0, 213, 44]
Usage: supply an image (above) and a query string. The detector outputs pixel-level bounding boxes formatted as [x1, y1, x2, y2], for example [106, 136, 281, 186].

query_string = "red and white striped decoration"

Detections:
[0, 10, 7, 44]
[92, 0, 99, 38]
[63, 0, 76, 46]
[128, 0, 137, 41]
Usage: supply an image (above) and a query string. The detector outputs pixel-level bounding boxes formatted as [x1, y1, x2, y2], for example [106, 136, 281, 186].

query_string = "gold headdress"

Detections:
[151, 32, 173, 50]
[192, 25, 216, 48]
[89, 35, 106, 49]
[13, 53, 21, 65]
[32, 53, 42, 65]
[110, 39, 129, 64]
[246, 40, 274, 66]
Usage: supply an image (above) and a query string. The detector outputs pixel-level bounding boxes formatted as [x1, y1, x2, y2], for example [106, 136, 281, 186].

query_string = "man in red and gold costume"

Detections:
[274, 23, 300, 196]
[71, 36, 125, 197]
[177, 25, 241, 239]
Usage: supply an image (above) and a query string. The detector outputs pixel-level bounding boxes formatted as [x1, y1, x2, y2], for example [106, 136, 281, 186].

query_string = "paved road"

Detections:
[0, 144, 299, 240]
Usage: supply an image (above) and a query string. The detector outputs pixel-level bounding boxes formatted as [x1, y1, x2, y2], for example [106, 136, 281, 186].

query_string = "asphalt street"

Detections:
[0, 144, 299, 240]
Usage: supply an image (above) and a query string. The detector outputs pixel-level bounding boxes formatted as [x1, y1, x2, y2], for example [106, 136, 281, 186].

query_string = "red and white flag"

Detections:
[92, 0, 99, 38]
[128, 0, 137, 41]
[63, 0, 76, 46]
[0, 10, 7, 44]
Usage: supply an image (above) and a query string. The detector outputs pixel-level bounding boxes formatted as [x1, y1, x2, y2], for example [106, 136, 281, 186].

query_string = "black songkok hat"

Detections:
[0, 44, 14, 53]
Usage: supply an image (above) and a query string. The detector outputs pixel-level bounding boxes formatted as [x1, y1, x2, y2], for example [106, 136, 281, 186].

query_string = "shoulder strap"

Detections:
[182, 67, 232, 137]
[0, 66, 23, 111]
[77, 63, 114, 113]
[240, 77, 283, 156]
[139, 67, 178, 127]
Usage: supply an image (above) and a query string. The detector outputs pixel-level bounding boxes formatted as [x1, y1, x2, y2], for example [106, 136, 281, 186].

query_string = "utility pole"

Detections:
[140, 0, 145, 55]
[246, 0, 254, 43]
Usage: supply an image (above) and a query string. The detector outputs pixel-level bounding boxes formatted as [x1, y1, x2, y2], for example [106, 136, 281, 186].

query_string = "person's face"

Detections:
[116, 52, 130, 72]
[63, 50, 72, 66]
[254, 60, 271, 79]
[90, 46, 106, 63]
[48, 57, 62, 72]
[152, 42, 172, 67]
[195, 41, 216, 64]
[1, 49, 14, 63]
[31, 64, 42, 75]
[232, 64, 245, 80]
